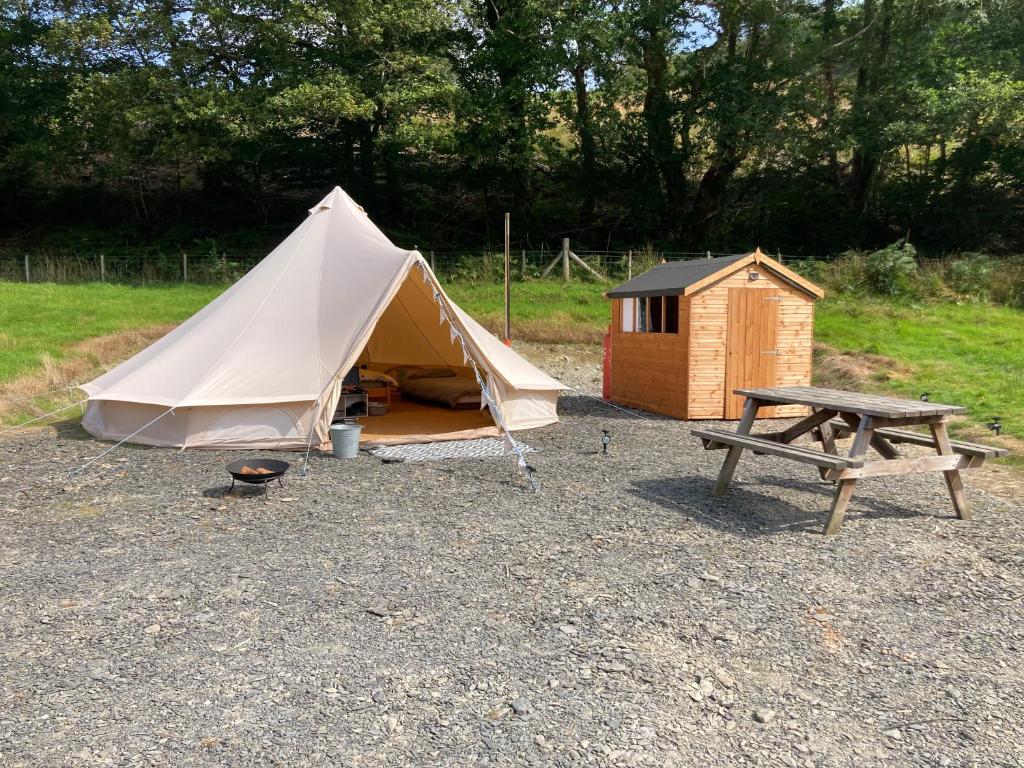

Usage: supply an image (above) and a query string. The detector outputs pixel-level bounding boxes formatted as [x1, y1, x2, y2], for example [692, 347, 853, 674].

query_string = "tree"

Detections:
[453, 0, 555, 232]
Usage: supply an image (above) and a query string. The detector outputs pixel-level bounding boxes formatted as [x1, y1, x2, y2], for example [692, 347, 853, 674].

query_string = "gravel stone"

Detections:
[713, 669, 737, 689]
[510, 698, 532, 716]
[0, 343, 1021, 766]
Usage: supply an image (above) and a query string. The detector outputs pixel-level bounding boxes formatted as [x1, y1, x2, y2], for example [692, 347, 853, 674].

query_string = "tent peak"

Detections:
[308, 186, 369, 216]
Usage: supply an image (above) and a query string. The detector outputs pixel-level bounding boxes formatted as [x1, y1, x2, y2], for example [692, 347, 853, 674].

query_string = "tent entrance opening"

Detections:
[337, 270, 499, 446]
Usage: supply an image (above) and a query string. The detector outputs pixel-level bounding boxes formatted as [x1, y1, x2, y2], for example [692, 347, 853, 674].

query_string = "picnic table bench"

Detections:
[692, 386, 1008, 536]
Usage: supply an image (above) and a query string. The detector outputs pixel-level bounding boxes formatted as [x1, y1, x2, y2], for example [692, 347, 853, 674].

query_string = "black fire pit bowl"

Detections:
[225, 458, 290, 496]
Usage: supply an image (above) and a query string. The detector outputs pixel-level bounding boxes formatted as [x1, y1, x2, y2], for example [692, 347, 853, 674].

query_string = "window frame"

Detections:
[620, 295, 680, 335]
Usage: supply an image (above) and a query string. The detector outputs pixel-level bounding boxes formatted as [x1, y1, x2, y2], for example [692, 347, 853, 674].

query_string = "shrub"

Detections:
[988, 257, 1024, 309]
[788, 258, 825, 284]
[819, 251, 872, 295]
[945, 253, 993, 300]
[865, 241, 918, 295]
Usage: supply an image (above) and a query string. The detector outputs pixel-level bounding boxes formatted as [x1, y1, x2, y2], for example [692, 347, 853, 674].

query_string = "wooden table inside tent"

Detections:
[691, 386, 1007, 536]
[363, 385, 392, 408]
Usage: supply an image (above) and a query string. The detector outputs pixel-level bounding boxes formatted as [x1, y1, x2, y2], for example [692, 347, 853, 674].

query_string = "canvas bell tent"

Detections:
[81, 187, 565, 450]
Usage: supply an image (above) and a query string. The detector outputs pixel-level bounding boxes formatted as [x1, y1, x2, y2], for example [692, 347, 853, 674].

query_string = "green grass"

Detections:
[0, 282, 223, 383]
[445, 280, 610, 339]
[815, 296, 1024, 438]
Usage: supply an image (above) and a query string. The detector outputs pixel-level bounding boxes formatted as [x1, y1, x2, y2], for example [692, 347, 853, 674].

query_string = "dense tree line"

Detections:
[1, 0, 1022, 253]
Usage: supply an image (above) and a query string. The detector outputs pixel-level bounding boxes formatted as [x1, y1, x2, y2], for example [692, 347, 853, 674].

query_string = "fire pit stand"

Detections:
[225, 459, 290, 498]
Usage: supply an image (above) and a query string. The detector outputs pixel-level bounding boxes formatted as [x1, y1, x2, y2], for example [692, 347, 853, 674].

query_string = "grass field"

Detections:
[446, 281, 609, 343]
[0, 282, 222, 383]
[2, 280, 1021, 455]
[814, 297, 1024, 443]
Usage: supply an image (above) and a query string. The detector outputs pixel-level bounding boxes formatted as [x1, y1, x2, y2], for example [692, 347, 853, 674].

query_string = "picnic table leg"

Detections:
[813, 409, 838, 481]
[713, 398, 760, 497]
[930, 422, 971, 521]
[839, 412, 899, 459]
[823, 416, 874, 536]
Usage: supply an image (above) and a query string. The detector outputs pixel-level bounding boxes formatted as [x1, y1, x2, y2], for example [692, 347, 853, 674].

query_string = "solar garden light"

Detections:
[920, 392, 929, 402]
[601, 429, 612, 456]
[987, 417, 1003, 436]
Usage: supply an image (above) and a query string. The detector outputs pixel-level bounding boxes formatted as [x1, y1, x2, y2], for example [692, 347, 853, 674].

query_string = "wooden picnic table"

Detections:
[692, 386, 1007, 536]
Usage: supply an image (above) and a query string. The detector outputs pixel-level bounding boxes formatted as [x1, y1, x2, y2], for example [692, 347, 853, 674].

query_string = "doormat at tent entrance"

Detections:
[368, 438, 538, 463]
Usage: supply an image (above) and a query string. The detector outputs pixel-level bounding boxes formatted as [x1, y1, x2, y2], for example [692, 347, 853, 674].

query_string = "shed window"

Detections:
[620, 298, 634, 332]
[649, 296, 663, 332]
[622, 296, 678, 334]
[664, 295, 679, 333]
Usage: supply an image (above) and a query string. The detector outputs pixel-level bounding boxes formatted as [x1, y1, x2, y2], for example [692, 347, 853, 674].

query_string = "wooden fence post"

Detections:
[23, 254, 30, 282]
[562, 238, 570, 281]
[430, 250, 435, 272]
[503, 213, 511, 343]
[99, 254, 106, 282]
[182, 253, 188, 282]
[521, 249, 526, 276]
[627, 250, 632, 279]
[567, 248, 609, 282]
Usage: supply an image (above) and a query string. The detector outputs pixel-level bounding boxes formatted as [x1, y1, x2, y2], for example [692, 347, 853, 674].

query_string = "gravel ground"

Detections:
[2, 350, 1023, 767]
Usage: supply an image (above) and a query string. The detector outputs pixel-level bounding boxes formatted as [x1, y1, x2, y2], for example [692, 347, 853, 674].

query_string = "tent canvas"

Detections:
[80, 187, 565, 450]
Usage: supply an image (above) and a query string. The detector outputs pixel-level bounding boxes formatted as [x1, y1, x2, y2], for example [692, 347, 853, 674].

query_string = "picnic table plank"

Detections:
[692, 428, 860, 471]
[713, 397, 760, 496]
[734, 386, 966, 418]
[827, 419, 1009, 458]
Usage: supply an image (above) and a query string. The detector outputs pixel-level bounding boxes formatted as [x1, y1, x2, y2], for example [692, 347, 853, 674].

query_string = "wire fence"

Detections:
[0, 251, 265, 285]
[0, 246, 812, 286]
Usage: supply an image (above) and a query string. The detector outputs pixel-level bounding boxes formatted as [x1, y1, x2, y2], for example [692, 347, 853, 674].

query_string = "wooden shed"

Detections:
[605, 249, 824, 420]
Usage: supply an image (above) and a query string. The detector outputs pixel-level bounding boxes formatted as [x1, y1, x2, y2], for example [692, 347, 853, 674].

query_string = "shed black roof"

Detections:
[606, 254, 748, 299]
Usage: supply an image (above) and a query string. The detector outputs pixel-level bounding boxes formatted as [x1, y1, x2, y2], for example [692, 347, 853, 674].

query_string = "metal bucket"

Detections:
[329, 423, 363, 459]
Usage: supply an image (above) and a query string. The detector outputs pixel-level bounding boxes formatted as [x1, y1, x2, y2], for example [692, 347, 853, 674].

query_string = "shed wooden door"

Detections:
[724, 288, 779, 419]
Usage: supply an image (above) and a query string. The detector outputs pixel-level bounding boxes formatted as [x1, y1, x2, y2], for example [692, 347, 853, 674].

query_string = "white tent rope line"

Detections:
[0, 399, 90, 436]
[0, 383, 85, 404]
[561, 386, 659, 421]
[415, 259, 539, 492]
[68, 407, 176, 477]
[299, 407, 319, 476]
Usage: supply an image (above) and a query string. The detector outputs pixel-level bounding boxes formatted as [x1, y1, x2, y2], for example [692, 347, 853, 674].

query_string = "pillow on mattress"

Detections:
[359, 368, 399, 387]
[406, 366, 457, 380]
[385, 365, 421, 382]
